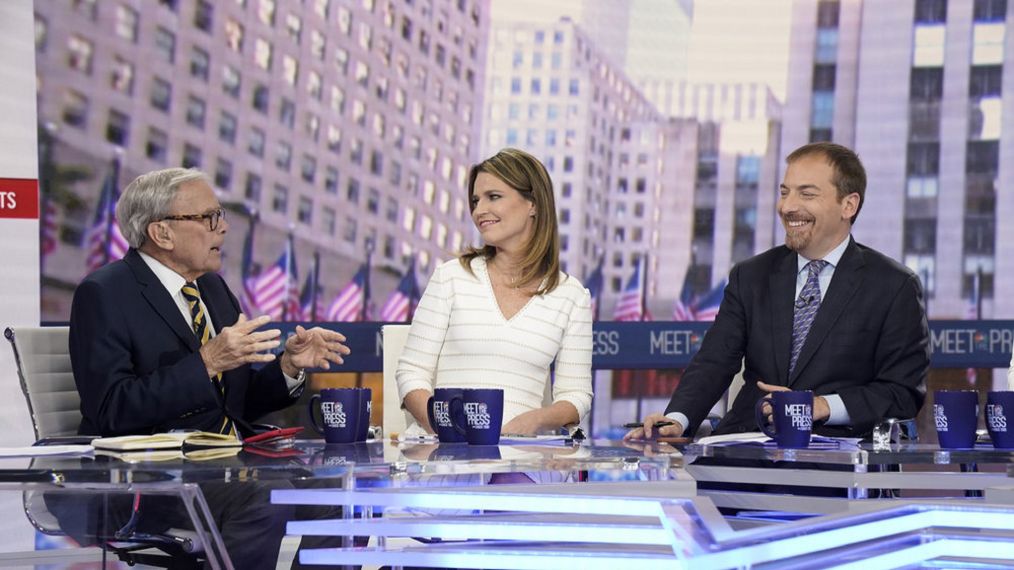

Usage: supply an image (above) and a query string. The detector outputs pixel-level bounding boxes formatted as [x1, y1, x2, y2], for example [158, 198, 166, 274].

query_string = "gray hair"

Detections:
[116, 167, 210, 248]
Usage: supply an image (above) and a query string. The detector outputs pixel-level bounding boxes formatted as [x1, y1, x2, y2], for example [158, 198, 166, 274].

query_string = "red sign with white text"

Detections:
[0, 178, 39, 219]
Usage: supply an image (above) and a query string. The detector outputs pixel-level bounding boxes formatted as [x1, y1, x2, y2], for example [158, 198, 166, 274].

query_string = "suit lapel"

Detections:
[769, 251, 797, 386]
[124, 250, 200, 352]
[789, 239, 865, 386]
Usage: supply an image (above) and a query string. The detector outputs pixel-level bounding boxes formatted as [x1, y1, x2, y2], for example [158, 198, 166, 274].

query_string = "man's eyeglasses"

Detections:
[160, 208, 225, 231]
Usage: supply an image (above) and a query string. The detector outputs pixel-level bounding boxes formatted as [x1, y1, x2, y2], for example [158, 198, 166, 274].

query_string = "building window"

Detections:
[811, 91, 834, 128]
[347, 178, 360, 204]
[222, 65, 241, 98]
[275, 141, 292, 171]
[272, 183, 288, 213]
[282, 55, 298, 86]
[214, 158, 232, 190]
[35, 15, 47, 52]
[155, 27, 176, 63]
[110, 57, 134, 94]
[116, 6, 139, 42]
[218, 112, 237, 144]
[301, 154, 317, 183]
[904, 219, 937, 253]
[915, 0, 947, 23]
[150, 77, 172, 112]
[812, 64, 836, 91]
[258, 0, 276, 25]
[907, 142, 940, 176]
[970, 66, 1003, 99]
[225, 20, 244, 52]
[252, 84, 270, 113]
[343, 217, 357, 243]
[190, 47, 210, 81]
[367, 188, 380, 215]
[248, 127, 265, 157]
[67, 35, 93, 73]
[913, 25, 946, 67]
[182, 144, 202, 168]
[386, 198, 398, 223]
[816, 0, 840, 28]
[973, 0, 1007, 22]
[146, 128, 167, 162]
[194, 0, 214, 32]
[61, 90, 89, 128]
[325, 167, 339, 194]
[279, 98, 295, 128]
[186, 96, 206, 129]
[966, 140, 1000, 173]
[910, 67, 944, 100]
[255, 38, 273, 70]
[105, 110, 129, 145]
[298, 196, 313, 224]
[245, 173, 262, 201]
[323, 207, 336, 236]
[815, 29, 838, 63]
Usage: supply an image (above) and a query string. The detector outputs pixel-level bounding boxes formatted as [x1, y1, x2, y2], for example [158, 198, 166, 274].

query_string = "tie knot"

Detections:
[181, 282, 201, 301]
[806, 260, 828, 276]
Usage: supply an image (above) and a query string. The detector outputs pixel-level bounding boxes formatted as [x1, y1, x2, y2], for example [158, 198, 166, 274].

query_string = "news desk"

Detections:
[1, 439, 1012, 569]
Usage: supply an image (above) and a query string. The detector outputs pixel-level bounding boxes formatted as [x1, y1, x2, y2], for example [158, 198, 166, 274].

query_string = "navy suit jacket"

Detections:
[69, 249, 298, 436]
[666, 239, 929, 437]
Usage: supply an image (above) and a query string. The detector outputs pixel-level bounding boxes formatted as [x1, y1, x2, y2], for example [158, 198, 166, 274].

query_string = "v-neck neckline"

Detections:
[477, 258, 539, 323]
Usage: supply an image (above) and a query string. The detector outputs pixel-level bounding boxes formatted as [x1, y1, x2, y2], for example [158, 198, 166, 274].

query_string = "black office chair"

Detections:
[5, 326, 203, 569]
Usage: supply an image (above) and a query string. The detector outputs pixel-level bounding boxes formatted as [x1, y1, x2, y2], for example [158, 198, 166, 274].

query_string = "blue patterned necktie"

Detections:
[789, 260, 828, 376]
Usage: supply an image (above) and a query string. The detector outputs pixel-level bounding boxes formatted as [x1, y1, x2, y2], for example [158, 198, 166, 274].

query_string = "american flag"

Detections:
[326, 263, 371, 322]
[672, 271, 696, 321]
[583, 257, 604, 321]
[84, 159, 129, 273]
[613, 257, 645, 321]
[692, 279, 726, 322]
[239, 215, 258, 315]
[40, 194, 58, 258]
[299, 251, 321, 321]
[247, 238, 298, 320]
[379, 258, 421, 322]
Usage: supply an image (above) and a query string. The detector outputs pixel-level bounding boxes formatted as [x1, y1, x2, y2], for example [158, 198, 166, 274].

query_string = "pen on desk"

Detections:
[390, 433, 439, 443]
[623, 421, 676, 429]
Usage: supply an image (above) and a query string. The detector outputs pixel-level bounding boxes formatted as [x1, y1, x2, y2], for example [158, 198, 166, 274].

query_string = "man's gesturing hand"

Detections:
[199, 314, 281, 378]
[279, 325, 351, 378]
[623, 412, 684, 440]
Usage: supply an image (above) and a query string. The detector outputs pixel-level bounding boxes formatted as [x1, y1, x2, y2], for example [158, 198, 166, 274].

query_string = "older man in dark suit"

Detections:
[68, 167, 349, 569]
[629, 142, 929, 440]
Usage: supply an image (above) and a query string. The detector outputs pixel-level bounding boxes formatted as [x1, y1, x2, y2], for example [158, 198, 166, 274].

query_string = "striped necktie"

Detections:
[180, 282, 234, 436]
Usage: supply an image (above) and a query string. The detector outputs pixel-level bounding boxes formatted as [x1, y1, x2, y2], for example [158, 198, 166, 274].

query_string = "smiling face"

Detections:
[778, 153, 858, 260]
[470, 171, 536, 254]
[157, 180, 228, 281]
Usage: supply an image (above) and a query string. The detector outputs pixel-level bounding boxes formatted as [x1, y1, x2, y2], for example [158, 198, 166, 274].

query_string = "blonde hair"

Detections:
[459, 148, 562, 295]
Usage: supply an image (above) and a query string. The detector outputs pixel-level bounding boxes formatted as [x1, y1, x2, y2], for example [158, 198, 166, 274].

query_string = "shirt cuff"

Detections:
[822, 394, 851, 425]
[283, 369, 306, 396]
[665, 412, 692, 436]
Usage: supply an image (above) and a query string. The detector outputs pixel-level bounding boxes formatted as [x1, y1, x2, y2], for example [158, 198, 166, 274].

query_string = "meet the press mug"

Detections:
[754, 390, 813, 448]
[933, 390, 978, 449]
[461, 388, 504, 445]
[427, 388, 467, 443]
[986, 391, 1014, 449]
[308, 388, 372, 444]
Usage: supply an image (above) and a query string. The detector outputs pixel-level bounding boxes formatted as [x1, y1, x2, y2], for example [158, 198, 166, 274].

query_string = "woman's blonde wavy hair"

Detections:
[459, 148, 562, 296]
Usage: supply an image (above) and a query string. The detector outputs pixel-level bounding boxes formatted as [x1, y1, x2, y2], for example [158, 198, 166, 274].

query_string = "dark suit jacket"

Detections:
[666, 238, 929, 437]
[69, 249, 298, 436]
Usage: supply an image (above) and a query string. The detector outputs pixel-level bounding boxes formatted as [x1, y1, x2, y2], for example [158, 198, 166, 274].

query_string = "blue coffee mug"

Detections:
[309, 388, 371, 444]
[461, 388, 504, 445]
[754, 390, 813, 448]
[933, 390, 978, 449]
[427, 388, 467, 443]
[985, 391, 1013, 449]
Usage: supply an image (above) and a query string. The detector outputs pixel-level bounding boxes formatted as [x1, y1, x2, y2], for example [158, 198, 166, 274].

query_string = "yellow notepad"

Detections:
[91, 431, 241, 451]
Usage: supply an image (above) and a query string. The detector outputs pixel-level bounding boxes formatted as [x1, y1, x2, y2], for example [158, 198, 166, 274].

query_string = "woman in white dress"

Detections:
[396, 147, 593, 435]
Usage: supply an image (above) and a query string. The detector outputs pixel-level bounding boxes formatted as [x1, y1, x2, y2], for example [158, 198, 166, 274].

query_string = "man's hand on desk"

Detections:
[756, 381, 830, 422]
[623, 412, 684, 441]
[280, 325, 351, 377]
[200, 314, 281, 378]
